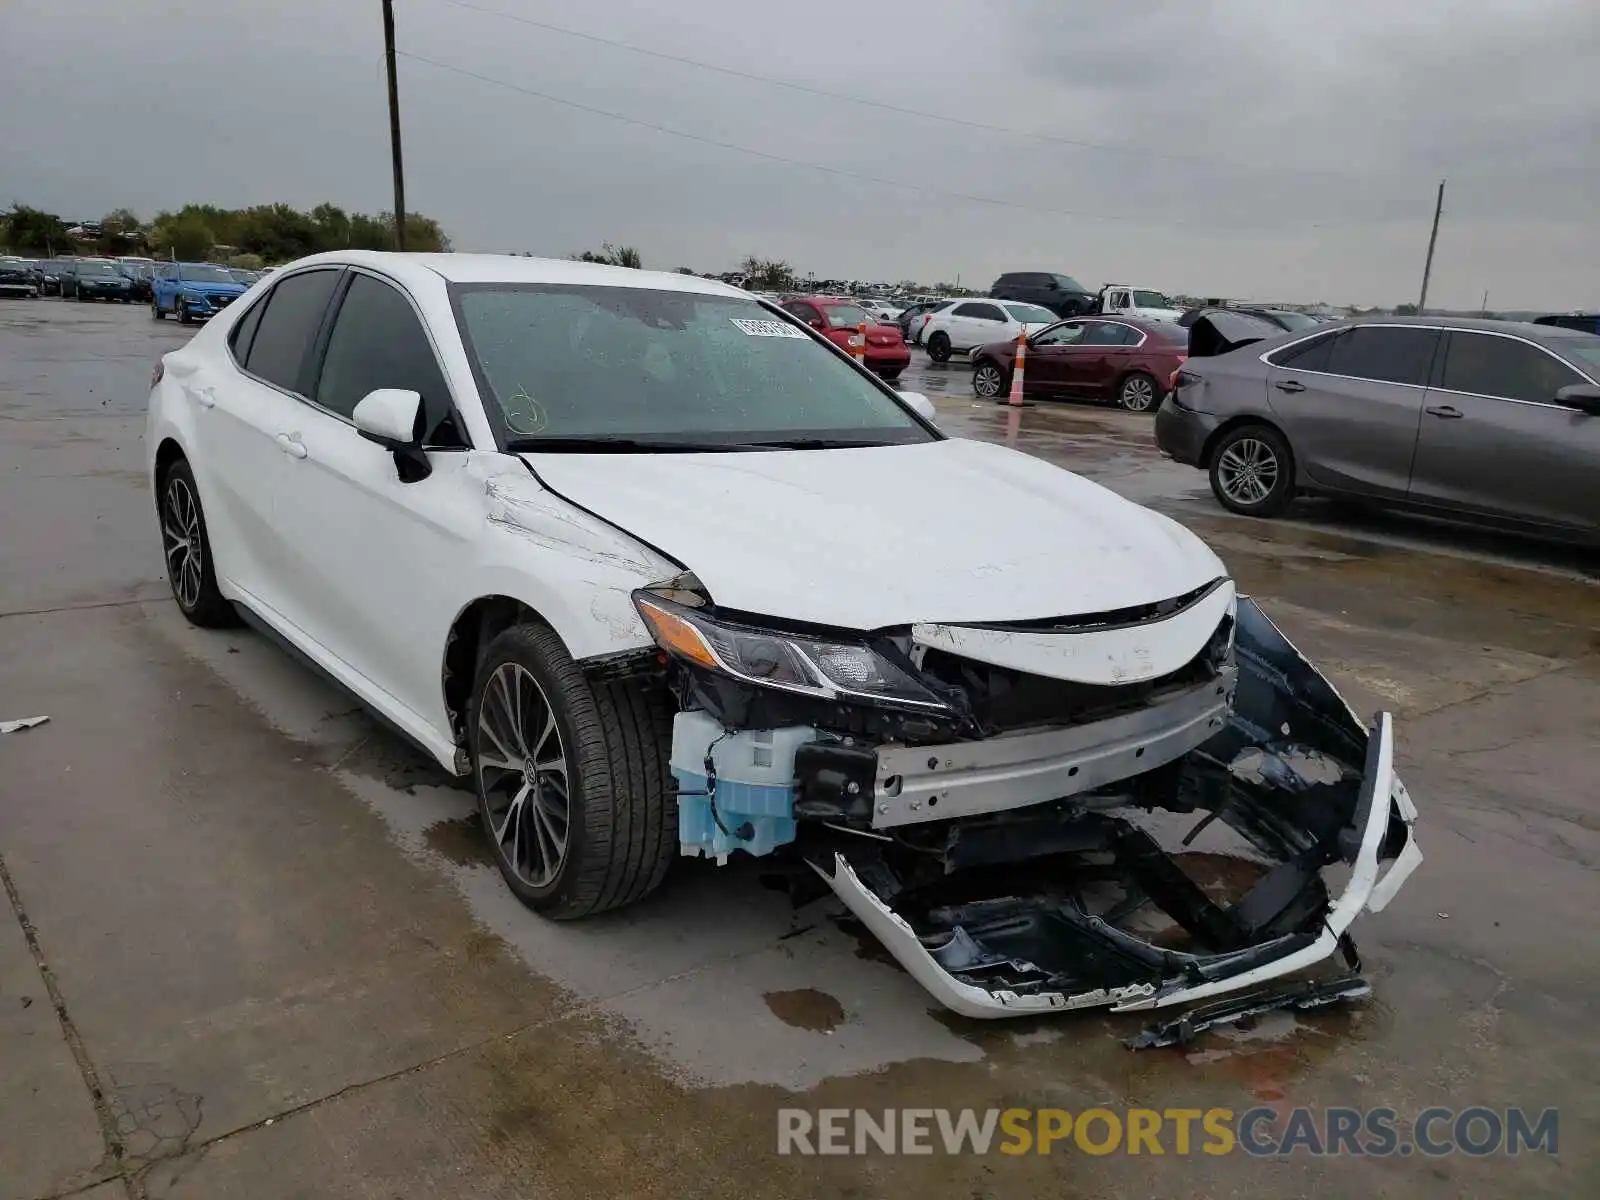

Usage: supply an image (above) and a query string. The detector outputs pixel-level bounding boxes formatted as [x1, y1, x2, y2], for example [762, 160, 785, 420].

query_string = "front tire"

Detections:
[470, 623, 675, 919]
[152, 298, 165, 319]
[159, 459, 238, 627]
[927, 331, 952, 363]
[973, 361, 1006, 399]
[1117, 371, 1159, 412]
[1209, 424, 1295, 517]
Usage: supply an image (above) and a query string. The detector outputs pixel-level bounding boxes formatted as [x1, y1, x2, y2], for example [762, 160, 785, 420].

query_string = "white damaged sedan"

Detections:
[146, 252, 1419, 1034]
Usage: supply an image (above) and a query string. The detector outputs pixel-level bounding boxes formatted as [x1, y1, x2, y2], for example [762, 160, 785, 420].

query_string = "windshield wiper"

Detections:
[734, 437, 898, 450]
[505, 436, 750, 454]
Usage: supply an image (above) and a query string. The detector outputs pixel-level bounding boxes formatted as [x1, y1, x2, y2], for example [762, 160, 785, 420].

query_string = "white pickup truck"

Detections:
[1098, 285, 1185, 322]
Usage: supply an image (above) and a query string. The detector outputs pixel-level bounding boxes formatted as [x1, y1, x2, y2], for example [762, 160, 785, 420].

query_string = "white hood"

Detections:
[521, 438, 1225, 631]
[1130, 306, 1185, 321]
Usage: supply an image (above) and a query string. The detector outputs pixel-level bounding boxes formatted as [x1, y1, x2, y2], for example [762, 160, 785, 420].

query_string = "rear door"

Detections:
[193, 267, 344, 610]
[1264, 324, 1439, 499]
[269, 269, 478, 724]
[1060, 320, 1140, 396]
[948, 301, 1007, 351]
[1408, 330, 1598, 532]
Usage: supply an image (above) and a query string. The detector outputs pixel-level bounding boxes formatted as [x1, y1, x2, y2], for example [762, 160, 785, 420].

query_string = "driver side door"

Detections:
[267, 268, 482, 733]
[1021, 321, 1087, 397]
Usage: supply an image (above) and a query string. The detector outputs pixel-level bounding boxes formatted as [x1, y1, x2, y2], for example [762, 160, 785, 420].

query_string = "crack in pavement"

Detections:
[0, 853, 143, 1199]
[0, 597, 165, 621]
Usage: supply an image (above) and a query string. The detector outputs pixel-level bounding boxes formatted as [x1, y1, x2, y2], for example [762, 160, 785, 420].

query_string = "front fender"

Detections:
[455, 457, 677, 661]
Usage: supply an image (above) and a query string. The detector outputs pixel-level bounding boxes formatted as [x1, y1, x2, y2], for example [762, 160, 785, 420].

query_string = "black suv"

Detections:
[989, 271, 1097, 318]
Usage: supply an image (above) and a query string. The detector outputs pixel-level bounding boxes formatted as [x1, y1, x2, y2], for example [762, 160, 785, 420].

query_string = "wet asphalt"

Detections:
[1, 298, 1597, 1198]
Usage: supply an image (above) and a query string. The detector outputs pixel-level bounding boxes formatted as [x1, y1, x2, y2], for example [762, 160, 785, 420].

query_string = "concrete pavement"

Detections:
[1, 299, 1596, 1198]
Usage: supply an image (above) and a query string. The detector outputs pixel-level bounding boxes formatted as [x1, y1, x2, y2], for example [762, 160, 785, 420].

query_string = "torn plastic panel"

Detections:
[805, 598, 1419, 1021]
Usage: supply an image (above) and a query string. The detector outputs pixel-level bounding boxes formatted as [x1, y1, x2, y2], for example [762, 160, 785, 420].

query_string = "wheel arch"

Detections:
[1199, 414, 1295, 477]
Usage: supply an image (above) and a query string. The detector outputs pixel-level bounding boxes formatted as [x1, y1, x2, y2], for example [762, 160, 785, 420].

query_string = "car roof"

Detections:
[266, 250, 753, 300]
[1337, 314, 1582, 340]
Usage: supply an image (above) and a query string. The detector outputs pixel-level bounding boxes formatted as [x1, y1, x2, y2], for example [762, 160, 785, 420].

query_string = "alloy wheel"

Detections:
[1216, 437, 1280, 506]
[161, 476, 204, 610]
[1120, 375, 1156, 411]
[476, 663, 571, 888]
[974, 364, 1004, 398]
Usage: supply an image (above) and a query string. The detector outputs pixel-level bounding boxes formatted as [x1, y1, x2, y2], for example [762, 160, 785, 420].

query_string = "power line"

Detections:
[396, 49, 1358, 231]
[437, 0, 1303, 177]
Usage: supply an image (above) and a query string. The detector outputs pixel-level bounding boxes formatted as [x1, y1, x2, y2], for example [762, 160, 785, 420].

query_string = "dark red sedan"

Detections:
[781, 297, 912, 382]
[970, 317, 1188, 411]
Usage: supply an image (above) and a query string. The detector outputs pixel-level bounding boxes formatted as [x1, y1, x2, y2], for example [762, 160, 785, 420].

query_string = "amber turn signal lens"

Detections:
[634, 598, 720, 670]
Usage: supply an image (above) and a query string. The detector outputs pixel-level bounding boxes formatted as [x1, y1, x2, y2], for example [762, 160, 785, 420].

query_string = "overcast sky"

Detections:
[3, 0, 1595, 308]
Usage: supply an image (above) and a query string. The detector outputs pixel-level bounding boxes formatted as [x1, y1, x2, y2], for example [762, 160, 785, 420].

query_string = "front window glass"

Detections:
[453, 284, 933, 447]
[178, 264, 238, 285]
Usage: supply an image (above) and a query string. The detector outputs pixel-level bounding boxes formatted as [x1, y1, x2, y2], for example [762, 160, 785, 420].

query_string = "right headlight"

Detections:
[632, 590, 950, 712]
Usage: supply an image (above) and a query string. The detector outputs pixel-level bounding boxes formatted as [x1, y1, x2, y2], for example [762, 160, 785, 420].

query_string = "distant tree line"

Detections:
[2, 202, 450, 263]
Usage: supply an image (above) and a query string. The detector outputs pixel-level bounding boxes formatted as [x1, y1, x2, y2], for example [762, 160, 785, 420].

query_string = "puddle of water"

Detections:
[423, 812, 494, 868]
[765, 988, 847, 1032]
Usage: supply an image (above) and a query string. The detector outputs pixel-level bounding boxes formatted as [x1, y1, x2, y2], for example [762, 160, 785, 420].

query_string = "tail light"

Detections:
[150, 359, 164, 388]
[1169, 354, 1188, 389]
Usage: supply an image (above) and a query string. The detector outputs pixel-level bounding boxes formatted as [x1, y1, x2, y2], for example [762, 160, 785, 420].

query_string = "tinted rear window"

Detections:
[243, 269, 341, 393]
[1325, 326, 1439, 386]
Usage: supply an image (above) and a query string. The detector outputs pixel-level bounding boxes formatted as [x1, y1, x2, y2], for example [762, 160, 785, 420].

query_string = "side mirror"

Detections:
[809, 318, 825, 331]
[352, 388, 431, 481]
[1554, 383, 1600, 415]
[898, 390, 937, 424]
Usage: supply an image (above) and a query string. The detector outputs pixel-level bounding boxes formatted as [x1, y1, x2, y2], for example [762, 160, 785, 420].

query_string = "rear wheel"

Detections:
[152, 297, 165, 320]
[159, 459, 238, 627]
[1209, 424, 1295, 517]
[470, 623, 675, 919]
[1117, 371, 1159, 412]
[877, 368, 902, 383]
[927, 331, 952, 363]
[973, 361, 1006, 399]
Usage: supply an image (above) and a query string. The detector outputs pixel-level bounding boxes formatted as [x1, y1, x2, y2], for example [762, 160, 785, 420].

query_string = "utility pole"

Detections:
[380, 0, 406, 251]
[1416, 179, 1444, 314]
[1479, 288, 1489, 317]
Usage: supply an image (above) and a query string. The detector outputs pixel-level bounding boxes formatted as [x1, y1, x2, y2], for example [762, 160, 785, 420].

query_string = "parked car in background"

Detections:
[117, 259, 155, 302]
[989, 271, 1098, 319]
[145, 250, 1417, 1022]
[1155, 317, 1600, 540]
[36, 258, 76, 296]
[903, 298, 961, 346]
[972, 317, 1189, 411]
[229, 268, 262, 287]
[1096, 285, 1185, 322]
[857, 298, 903, 322]
[1534, 312, 1600, 336]
[895, 299, 945, 343]
[0, 257, 40, 298]
[152, 261, 248, 323]
[63, 259, 134, 302]
[1177, 305, 1321, 334]
[780, 295, 911, 380]
[921, 299, 1056, 363]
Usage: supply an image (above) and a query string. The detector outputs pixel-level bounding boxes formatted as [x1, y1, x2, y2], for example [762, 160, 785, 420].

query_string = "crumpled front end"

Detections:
[634, 577, 1420, 1033]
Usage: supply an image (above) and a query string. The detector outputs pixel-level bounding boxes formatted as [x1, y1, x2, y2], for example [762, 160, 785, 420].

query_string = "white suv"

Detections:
[921, 298, 1057, 362]
[146, 251, 1418, 1021]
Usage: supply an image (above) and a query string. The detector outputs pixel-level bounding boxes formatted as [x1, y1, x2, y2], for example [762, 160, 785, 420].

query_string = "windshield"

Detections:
[453, 284, 934, 448]
[1005, 303, 1056, 324]
[1131, 291, 1171, 308]
[76, 262, 117, 276]
[178, 263, 238, 285]
[821, 303, 872, 329]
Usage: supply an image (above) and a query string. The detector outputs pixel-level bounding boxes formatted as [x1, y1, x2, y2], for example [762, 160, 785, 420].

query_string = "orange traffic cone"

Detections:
[1005, 330, 1031, 406]
[852, 321, 867, 360]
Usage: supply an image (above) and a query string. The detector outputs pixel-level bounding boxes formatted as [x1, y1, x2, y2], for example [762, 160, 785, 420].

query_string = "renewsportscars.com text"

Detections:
[776, 1106, 1558, 1158]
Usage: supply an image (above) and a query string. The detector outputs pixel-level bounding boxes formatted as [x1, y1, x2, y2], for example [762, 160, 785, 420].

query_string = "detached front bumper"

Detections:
[809, 597, 1422, 1025]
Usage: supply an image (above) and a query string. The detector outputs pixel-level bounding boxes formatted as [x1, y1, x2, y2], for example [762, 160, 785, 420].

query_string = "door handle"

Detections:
[275, 433, 308, 459]
[1425, 404, 1463, 419]
[1274, 380, 1306, 394]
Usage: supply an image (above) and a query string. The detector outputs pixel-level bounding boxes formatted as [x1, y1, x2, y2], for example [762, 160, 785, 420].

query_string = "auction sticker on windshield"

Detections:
[730, 318, 808, 338]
